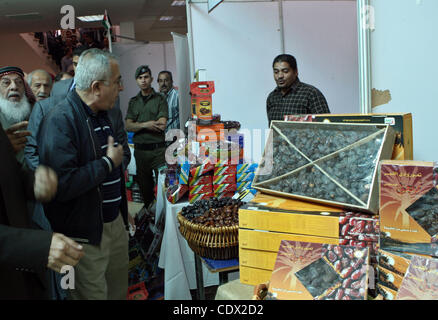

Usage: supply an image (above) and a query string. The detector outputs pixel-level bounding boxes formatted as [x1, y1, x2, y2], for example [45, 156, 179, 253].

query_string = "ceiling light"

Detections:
[77, 15, 104, 22]
[160, 16, 174, 21]
[171, 0, 186, 6]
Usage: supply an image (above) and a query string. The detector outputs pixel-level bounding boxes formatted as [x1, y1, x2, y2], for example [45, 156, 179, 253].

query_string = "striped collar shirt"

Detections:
[164, 87, 180, 133]
[81, 102, 122, 223]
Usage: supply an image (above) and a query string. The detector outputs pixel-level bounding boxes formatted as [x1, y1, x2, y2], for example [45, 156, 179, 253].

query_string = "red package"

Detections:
[214, 165, 237, 176]
[189, 192, 215, 203]
[189, 183, 214, 196]
[213, 183, 237, 195]
[166, 184, 189, 204]
[189, 175, 213, 186]
[213, 174, 236, 185]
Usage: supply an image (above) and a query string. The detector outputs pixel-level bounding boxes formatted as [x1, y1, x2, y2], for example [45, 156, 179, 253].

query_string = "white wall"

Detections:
[112, 41, 178, 117]
[189, 0, 359, 162]
[283, 1, 358, 115]
[370, 0, 438, 161]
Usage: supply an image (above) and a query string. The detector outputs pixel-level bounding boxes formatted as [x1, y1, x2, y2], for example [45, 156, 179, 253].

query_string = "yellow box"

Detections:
[239, 229, 340, 253]
[239, 248, 278, 270]
[239, 266, 272, 286]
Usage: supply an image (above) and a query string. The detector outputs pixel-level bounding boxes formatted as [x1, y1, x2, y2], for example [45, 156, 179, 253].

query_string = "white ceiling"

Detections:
[0, 0, 187, 41]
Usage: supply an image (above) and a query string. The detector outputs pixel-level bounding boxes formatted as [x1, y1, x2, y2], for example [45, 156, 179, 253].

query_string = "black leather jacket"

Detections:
[38, 90, 129, 245]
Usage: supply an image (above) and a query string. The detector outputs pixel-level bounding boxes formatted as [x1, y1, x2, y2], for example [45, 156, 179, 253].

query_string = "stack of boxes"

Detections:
[239, 193, 379, 286]
[376, 160, 438, 299]
[165, 80, 254, 204]
[239, 113, 414, 300]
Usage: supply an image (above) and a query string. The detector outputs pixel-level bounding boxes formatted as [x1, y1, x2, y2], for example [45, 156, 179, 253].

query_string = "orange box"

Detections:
[197, 123, 225, 142]
[190, 81, 215, 124]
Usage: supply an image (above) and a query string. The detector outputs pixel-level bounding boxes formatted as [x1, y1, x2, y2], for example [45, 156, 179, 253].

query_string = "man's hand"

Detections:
[5, 121, 31, 154]
[34, 165, 58, 202]
[143, 120, 162, 132]
[106, 136, 123, 168]
[47, 233, 84, 273]
[153, 122, 166, 132]
[128, 214, 136, 236]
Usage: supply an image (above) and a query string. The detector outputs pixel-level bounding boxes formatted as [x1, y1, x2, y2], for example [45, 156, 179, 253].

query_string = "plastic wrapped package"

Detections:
[253, 121, 395, 213]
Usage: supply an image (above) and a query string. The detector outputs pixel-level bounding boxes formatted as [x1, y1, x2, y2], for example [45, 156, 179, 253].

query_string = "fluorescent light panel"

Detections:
[77, 15, 104, 22]
[160, 16, 174, 21]
[171, 0, 185, 6]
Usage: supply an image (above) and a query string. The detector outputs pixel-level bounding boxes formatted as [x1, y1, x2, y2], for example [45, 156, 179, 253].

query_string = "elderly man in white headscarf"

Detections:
[0, 66, 36, 164]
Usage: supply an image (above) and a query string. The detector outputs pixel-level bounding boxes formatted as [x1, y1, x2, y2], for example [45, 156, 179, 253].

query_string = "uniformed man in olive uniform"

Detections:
[125, 65, 168, 209]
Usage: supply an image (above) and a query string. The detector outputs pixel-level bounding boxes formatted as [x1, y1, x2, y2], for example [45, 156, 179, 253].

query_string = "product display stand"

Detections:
[193, 254, 239, 300]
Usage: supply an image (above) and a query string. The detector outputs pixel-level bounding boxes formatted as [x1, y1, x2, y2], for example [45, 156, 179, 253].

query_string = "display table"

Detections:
[157, 183, 219, 300]
[194, 256, 239, 300]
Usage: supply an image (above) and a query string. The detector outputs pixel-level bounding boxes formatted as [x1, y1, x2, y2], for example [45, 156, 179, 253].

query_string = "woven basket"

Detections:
[177, 211, 239, 260]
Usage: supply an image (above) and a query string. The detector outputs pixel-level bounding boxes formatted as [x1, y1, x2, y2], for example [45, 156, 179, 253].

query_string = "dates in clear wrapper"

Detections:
[320, 245, 369, 300]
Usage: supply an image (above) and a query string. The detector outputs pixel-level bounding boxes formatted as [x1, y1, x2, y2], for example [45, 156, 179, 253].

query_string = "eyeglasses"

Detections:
[97, 77, 123, 87]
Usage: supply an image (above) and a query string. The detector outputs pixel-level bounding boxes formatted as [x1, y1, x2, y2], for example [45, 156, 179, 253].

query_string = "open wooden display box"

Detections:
[253, 121, 395, 214]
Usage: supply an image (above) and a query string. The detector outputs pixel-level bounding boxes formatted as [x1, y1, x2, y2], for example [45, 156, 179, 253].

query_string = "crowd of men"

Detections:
[0, 47, 180, 300]
[0, 48, 328, 300]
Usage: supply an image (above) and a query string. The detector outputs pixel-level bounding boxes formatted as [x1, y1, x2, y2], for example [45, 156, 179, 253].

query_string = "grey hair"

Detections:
[74, 48, 118, 91]
[27, 69, 53, 86]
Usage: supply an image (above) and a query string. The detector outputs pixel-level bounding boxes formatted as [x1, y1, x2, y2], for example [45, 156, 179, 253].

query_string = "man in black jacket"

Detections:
[38, 48, 129, 300]
[0, 123, 84, 300]
[24, 45, 131, 172]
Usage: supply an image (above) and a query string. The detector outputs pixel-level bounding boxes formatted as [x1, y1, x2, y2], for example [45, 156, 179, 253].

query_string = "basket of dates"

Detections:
[177, 197, 244, 259]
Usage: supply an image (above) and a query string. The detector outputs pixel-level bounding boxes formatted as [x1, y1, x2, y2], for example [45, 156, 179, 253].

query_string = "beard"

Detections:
[0, 94, 31, 126]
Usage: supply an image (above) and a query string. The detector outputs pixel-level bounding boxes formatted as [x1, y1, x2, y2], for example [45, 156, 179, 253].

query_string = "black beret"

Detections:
[135, 65, 151, 79]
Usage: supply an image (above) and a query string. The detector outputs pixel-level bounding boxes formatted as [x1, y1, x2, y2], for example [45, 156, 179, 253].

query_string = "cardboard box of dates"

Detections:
[266, 241, 370, 300]
[397, 255, 438, 300]
[284, 113, 413, 160]
[253, 121, 395, 214]
[379, 160, 438, 257]
[238, 193, 379, 286]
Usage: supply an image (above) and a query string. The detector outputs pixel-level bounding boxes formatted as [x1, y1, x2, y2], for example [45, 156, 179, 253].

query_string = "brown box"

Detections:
[376, 283, 398, 300]
[377, 265, 404, 291]
[284, 113, 413, 160]
[267, 241, 370, 300]
[253, 121, 395, 214]
[379, 160, 438, 257]
[378, 249, 412, 276]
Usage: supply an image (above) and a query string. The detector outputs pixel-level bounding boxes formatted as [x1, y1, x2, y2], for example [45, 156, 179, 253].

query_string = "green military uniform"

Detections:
[126, 89, 169, 208]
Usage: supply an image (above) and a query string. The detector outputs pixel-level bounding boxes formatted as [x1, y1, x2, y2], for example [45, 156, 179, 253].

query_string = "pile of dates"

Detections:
[274, 123, 381, 161]
[295, 258, 341, 298]
[256, 131, 309, 183]
[268, 165, 360, 206]
[257, 123, 385, 207]
[320, 244, 369, 300]
[318, 133, 384, 203]
[181, 197, 244, 227]
[406, 187, 438, 237]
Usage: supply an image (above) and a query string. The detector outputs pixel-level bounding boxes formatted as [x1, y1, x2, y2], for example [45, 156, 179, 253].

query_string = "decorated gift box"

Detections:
[267, 241, 370, 300]
[379, 160, 438, 257]
[253, 121, 395, 214]
[284, 113, 413, 160]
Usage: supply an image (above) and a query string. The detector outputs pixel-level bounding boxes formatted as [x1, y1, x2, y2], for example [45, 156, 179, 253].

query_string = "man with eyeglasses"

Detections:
[38, 48, 130, 300]
[24, 46, 131, 173]
[125, 65, 168, 211]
